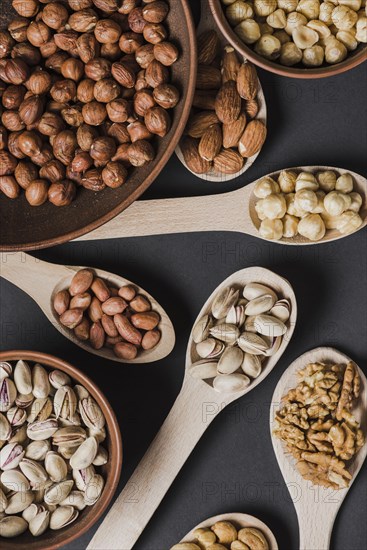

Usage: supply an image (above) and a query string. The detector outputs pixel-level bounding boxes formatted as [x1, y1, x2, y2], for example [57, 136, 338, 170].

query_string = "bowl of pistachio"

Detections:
[209, 0, 367, 78]
[0, 350, 122, 549]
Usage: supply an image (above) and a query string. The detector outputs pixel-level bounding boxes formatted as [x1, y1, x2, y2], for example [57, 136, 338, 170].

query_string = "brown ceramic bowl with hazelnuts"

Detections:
[0, 1, 196, 251]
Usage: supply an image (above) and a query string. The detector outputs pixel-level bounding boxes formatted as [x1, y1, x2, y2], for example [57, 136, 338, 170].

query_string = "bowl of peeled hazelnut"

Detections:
[209, 0, 367, 77]
[0, 0, 196, 250]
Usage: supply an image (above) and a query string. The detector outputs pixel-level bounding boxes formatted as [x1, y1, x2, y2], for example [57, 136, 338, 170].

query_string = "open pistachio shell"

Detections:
[254, 315, 287, 337]
[29, 510, 50, 536]
[44, 480, 74, 506]
[19, 458, 49, 484]
[192, 315, 214, 344]
[0, 378, 17, 412]
[217, 347, 244, 375]
[69, 436, 98, 470]
[0, 442, 25, 470]
[50, 505, 79, 530]
[243, 283, 277, 301]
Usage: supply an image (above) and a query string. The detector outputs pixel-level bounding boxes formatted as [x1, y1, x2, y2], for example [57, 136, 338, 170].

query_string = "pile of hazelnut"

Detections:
[0, 0, 180, 206]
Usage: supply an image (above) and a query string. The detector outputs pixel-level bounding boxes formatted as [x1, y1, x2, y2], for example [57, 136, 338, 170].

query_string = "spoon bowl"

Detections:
[86, 267, 296, 550]
[180, 512, 278, 549]
[0, 253, 175, 364]
[270, 347, 367, 550]
[77, 166, 367, 245]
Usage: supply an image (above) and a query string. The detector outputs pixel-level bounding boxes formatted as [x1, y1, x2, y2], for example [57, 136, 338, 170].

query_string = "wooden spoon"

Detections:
[76, 166, 367, 245]
[270, 347, 367, 550]
[174, 0, 267, 182]
[0, 252, 175, 364]
[179, 512, 278, 549]
[87, 266, 297, 549]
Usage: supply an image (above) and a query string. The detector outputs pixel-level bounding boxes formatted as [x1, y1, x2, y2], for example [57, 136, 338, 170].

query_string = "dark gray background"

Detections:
[1, 2, 367, 548]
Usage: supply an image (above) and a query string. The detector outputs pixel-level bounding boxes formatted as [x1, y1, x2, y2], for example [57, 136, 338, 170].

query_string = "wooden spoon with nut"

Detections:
[178, 512, 278, 549]
[0, 252, 175, 364]
[87, 266, 296, 549]
[270, 347, 367, 550]
[174, 0, 267, 182]
[77, 166, 367, 245]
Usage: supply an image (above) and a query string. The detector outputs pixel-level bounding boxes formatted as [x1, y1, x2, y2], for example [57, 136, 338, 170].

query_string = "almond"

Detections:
[196, 64, 221, 90]
[90, 321, 105, 350]
[245, 98, 259, 119]
[131, 311, 160, 330]
[238, 120, 267, 158]
[186, 111, 219, 138]
[192, 90, 216, 111]
[180, 136, 211, 174]
[69, 268, 94, 296]
[222, 113, 247, 148]
[197, 30, 220, 65]
[101, 296, 128, 316]
[237, 63, 259, 100]
[114, 313, 142, 346]
[215, 81, 241, 124]
[198, 123, 222, 161]
[221, 46, 241, 83]
[213, 148, 244, 175]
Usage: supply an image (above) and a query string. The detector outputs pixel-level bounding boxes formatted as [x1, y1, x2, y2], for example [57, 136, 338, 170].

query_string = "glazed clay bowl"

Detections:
[209, 0, 367, 78]
[0, 2, 197, 251]
[0, 350, 122, 550]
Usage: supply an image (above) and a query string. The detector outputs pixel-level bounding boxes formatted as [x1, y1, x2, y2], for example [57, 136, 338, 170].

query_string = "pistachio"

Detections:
[27, 419, 58, 441]
[69, 436, 98, 470]
[27, 397, 53, 423]
[192, 315, 214, 344]
[0, 413, 12, 440]
[29, 510, 50, 536]
[238, 332, 269, 354]
[209, 323, 240, 345]
[60, 490, 86, 510]
[0, 362, 12, 379]
[218, 347, 244, 374]
[72, 466, 95, 491]
[170, 545, 201, 550]
[44, 480, 74, 506]
[19, 458, 48, 484]
[0, 442, 25, 470]
[25, 440, 51, 461]
[226, 304, 246, 327]
[13, 360, 32, 395]
[0, 488, 8, 513]
[84, 473, 104, 505]
[15, 393, 34, 409]
[5, 491, 34, 514]
[92, 446, 109, 466]
[0, 378, 17, 412]
[49, 369, 72, 389]
[196, 338, 225, 359]
[270, 299, 291, 322]
[52, 426, 87, 447]
[254, 314, 287, 337]
[212, 287, 240, 319]
[0, 515, 28, 537]
[242, 353, 262, 378]
[22, 503, 43, 523]
[45, 451, 68, 482]
[54, 385, 77, 420]
[188, 360, 218, 380]
[79, 396, 105, 430]
[32, 364, 50, 399]
[245, 294, 276, 316]
[50, 505, 79, 530]
[213, 373, 250, 393]
[7, 406, 27, 427]
[8, 425, 28, 445]
[1, 469, 30, 492]
[243, 283, 277, 301]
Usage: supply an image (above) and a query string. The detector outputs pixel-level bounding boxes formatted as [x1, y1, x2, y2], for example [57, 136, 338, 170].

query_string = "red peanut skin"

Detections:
[69, 268, 94, 296]
[113, 342, 137, 360]
[114, 313, 142, 346]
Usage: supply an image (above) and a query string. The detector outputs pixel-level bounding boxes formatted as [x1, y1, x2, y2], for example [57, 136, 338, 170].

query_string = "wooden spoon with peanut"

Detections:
[77, 166, 367, 245]
[270, 347, 367, 550]
[0, 252, 175, 364]
[86, 266, 296, 549]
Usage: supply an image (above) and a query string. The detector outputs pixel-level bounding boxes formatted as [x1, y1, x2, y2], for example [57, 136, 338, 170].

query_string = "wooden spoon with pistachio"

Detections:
[77, 166, 367, 245]
[86, 266, 296, 549]
[0, 252, 175, 364]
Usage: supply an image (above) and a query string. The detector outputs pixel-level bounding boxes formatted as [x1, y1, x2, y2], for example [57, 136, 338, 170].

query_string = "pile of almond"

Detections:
[180, 30, 266, 177]
[53, 268, 161, 360]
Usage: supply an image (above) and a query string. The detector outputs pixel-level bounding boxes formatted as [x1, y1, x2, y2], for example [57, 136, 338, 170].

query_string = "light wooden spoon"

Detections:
[174, 0, 267, 182]
[179, 512, 278, 549]
[270, 347, 367, 550]
[87, 266, 297, 549]
[76, 166, 367, 245]
[0, 252, 175, 364]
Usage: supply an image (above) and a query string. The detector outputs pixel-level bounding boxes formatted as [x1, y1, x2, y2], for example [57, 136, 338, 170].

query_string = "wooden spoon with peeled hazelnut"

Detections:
[175, 0, 267, 182]
[77, 166, 367, 245]
[270, 347, 367, 550]
[0, 252, 175, 364]
[87, 267, 296, 549]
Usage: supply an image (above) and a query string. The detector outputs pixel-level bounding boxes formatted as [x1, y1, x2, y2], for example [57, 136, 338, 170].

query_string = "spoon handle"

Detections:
[87, 378, 224, 549]
[76, 188, 253, 241]
[298, 508, 334, 550]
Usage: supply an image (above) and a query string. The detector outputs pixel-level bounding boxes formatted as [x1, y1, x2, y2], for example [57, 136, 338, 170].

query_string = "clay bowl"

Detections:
[0, 2, 197, 251]
[0, 350, 122, 550]
[209, 0, 367, 78]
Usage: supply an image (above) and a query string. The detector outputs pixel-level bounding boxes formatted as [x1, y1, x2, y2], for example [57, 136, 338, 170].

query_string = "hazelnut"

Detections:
[0, 175, 20, 198]
[25, 179, 49, 206]
[77, 123, 99, 150]
[68, 9, 99, 32]
[0, 31, 15, 59]
[153, 41, 179, 66]
[2, 85, 26, 109]
[102, 161, 128, 188]
[77, 33, 100, 64]
[111, 62, 136, 88]
[100, 42, 121, 61]
[153, 83, 179, 109]
[145, 59, 168, 88]
[26, 21, 51, 48]
[127, 120, 152, 142]
[47, 101, 68, 113]
[133, 90, 155, 117]
[39, 159, 66, 182]
[45, 52, 69, 74]
[50, 80, 77, 103]
[69, 0, 93, 9]
[81, 167, 105, 191]
[19, 94, 44, 125]
[82, 101, 107, 126]
[12, 0, 39, 18]
[77, 79, 96, 103]
[7, 131, 26, 159]
[143, 2, 169, 24]
[93, 0, 119, 13]
[135, 43, 155, 68]
[38, 112, 65, 136]
[90, 136, 116, 165]
[53, 130, 78, 165]
[5, 58, 30, 85]
[31, 145, 54, 166]
[112, 143, 130, 163]
[0, 60, 11, 84]
[18, 130, 43, 157]
[107, 122, 130, 144]
[2, 111, 25, 131]
[119, 32, 144, 54]
[127, 140, 154, 166]
[8, 18, 29, 43]
[118, 0, 139, 15]
[0, 126, 7, 150]
[48, 180, 77, 206]
[71, 151, 93, 173]
[14, 160, 39, 189]
[61, 105, 84, 127]
[66, 165, 83, 185]
[94, 19, 122, 44]
[0, 150, 17, 175]
[106, 98, 130, 122]
[54, 31, 79, 54]
[61, 58, 85, 82]
[94, 79, 121, 103]
[135, 69, 148, 91]
[128, 8, 147, 34]
[27, 70, 52, 95]
[42, 2, 69, 30]
[85, 58, 111, 81]
[39, 39, 59, 59]
[144, 105, 170, 137]
[11, 43, 41, 66]
[143, 23, 167, 44]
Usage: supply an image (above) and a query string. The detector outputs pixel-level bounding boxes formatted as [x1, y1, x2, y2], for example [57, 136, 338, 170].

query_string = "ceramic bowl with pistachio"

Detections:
[0, 355, 121, 543]
[188, 282, 291, 393]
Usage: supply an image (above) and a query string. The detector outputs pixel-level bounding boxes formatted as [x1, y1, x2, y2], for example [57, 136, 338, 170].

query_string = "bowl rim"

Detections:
[0, 350, 123, 550]
[0, 0, 197, 251]
[209, 0, 367, 79]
